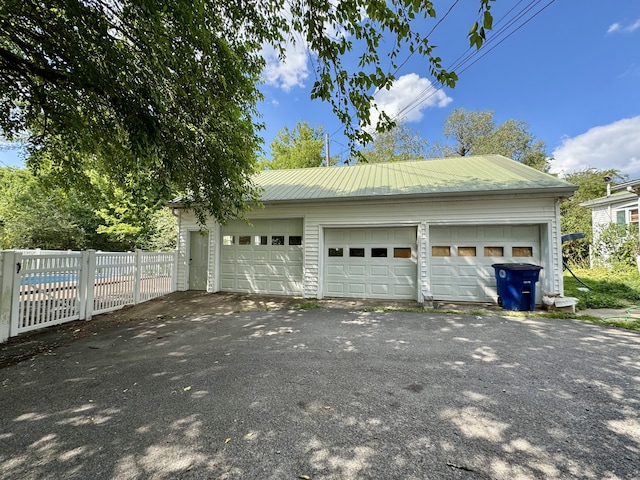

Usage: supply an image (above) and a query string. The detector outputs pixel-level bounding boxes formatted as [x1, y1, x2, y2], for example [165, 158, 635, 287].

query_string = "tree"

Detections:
[442, 109, 494, 157]
[431, 109, 550, 172]
[0, 0, 494, 222]
[559, 168, 625, 267]
[359, 123, 429, 163]
[263, 122, 326, 170]
[0, 166, 176, 251]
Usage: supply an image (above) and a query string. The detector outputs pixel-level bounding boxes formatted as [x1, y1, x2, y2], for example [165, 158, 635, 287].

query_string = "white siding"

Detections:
[175, 193, 565, 301]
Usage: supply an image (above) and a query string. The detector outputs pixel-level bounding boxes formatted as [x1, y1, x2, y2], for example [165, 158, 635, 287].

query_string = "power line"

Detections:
[394, 0, 555, 122]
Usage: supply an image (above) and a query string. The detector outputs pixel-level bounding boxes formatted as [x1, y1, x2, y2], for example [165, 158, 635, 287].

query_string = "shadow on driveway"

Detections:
[1, 293, 639, 479]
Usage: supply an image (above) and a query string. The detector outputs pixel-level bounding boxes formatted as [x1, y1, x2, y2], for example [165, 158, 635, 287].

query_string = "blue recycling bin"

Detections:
[492, 263, 543, 311]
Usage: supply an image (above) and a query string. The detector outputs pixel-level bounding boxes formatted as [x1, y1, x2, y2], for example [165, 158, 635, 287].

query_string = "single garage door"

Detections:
[430, 225, 541, 302]
[220, 219, 303, 295]
[324, 227, 417, 300]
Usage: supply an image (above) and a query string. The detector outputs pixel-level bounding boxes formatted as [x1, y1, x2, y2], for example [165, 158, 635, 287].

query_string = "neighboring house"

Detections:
[170, 155, 576, 305]
[580, 178, 640, 262]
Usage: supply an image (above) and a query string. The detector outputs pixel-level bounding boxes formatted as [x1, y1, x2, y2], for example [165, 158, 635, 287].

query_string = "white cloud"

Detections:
[607, 18, 640, 34]
[551, 116, 640, 178]
[261, 41, 310, 92]
[368, 73, 452, 128]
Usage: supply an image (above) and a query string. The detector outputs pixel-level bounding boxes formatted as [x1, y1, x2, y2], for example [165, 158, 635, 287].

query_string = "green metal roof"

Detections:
[256, 155, 576, 202]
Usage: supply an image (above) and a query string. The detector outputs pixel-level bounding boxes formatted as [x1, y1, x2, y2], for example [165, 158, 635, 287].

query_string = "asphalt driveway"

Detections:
[1, 303, 639, 479]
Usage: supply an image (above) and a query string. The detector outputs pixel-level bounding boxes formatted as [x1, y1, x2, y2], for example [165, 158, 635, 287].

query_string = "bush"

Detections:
[593, 223, 639, 270]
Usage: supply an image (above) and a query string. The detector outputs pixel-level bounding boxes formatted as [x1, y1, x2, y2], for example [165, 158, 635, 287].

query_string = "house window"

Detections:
[432, 246, 451, 257]
[255, 235, 268, 245]
[631, 209, 639, 223]
[458, 246, 476, 257]
[484, 246, 504, 257]
[393, 247, 412, 258]
[371, 248, 387, 258]
[271, 235, 285, 245]
[289, 236, 303, 245]
[349, 248, 365, 257]
[328, 248, 343, 257]
[222, 235, 235, 246]
[239, 236, 251, 245]
[513, 246, 533, 257]
[617, 210, 626, 224]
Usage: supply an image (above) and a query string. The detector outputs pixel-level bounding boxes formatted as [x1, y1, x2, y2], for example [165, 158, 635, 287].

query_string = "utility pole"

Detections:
[325, 133, 330, 167]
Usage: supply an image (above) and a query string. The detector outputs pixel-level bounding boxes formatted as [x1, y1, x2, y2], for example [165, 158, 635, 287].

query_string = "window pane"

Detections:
[484, 246, 504, 257]
[328, 248, 343, 257]
[616, 210, 626, 224]
[371, 248, 387, 258]
[239, 236, 251, 245]
[349, 248, 365, 257]
[254, 235, 268, 245]
[222, 235, 234, 246]
[458, 246, 476, 257]
[271, 235, 285, 245]
[393, 247, 412, 258]
[289, 235, 303, 245]
[432, 246, 451, 257]
[512, 246, 533, 257]
[631, 209, 639, 223]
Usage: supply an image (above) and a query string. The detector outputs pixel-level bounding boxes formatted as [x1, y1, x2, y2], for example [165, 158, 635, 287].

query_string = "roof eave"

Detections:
[261, 185, 578, 205]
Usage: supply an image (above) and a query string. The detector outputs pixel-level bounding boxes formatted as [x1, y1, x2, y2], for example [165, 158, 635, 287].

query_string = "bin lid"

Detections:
[491, 263, 543, 271]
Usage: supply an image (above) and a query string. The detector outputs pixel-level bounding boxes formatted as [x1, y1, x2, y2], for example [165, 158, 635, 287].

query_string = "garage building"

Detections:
[172, 155, 576, 305]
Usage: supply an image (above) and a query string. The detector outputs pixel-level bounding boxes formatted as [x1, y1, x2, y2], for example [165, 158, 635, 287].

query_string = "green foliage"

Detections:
[431, 109, 549, 171]
[359, 122, 428, 163]
[563, 267, 640, 310]
[1, 0, 494, 221]
[560, 168, 623, 266]
[593, 223, 639, 269]
[0, 167, 175, 251]
[263, 122, 326, 170]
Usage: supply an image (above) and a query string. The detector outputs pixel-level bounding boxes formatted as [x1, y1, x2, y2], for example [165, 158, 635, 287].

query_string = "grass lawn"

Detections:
[564, 266, 640, 331]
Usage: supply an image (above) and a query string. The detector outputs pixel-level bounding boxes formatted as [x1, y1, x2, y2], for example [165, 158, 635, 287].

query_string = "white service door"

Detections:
[430, 225, 541, 302]
[220, 219, 303, 295]
[324, 227, 417, 300]
[188, 230, 209, 291]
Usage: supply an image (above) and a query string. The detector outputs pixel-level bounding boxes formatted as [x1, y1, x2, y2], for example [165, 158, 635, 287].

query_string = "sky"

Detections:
[1, 0, 639, 180]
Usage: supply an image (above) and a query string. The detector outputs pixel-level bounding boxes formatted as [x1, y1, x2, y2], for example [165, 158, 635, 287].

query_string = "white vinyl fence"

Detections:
[0, 249, 177, 342]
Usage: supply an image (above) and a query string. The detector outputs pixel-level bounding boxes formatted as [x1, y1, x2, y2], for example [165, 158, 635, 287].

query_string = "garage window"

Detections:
[432, 246, 451, 257]
[328, 248, 343, 257]
[393, 248, 412, 258]
[349, 248, 365, 257]
[239, 236, 251, 245]
[271, 235, 285, 245]
[255, 235, 268, 246]
[289, 236, 302, 246]
[513, 246, 533, 257]
[223, 235, 235, 245]
[484, 246, 504, 257]
[458, 246, 476, 257]
[371, 248, 387, 258]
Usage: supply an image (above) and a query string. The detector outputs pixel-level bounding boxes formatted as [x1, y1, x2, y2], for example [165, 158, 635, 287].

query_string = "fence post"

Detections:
[134, 249, 142, 304]
[85, 250, 96, 321]
[0, 251, 15, 342]
[1, 251, 21, 342]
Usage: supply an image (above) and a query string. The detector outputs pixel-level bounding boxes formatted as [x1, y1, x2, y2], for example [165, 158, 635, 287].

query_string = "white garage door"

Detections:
[430, 225, 541, 302]
[220, 219, 303, 295]
[324, 227, 417, 300]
